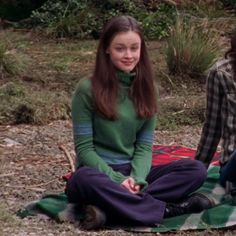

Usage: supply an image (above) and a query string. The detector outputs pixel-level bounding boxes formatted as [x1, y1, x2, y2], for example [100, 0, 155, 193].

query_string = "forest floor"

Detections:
[1, 120, 235, 236]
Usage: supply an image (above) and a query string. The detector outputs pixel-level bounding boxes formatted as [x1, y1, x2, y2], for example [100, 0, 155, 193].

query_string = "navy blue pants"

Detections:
[220, 149, 236, 187]
[65, 159, 206, 226]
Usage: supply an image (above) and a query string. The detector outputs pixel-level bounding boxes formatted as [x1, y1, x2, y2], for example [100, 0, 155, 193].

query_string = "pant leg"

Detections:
[220, 150, 236, 186]
[145, 159, 207, 203]
[65, 166, 166, 226]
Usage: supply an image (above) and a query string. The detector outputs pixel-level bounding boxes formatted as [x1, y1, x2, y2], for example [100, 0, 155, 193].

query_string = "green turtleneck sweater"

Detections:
[72, 72, 156, 188]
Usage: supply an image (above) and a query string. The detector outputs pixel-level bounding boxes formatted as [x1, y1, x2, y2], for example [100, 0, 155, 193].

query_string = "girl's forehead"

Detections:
[111, 31, 141, 44]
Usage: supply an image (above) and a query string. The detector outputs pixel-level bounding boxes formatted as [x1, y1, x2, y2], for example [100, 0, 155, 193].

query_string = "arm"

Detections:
[130, 115, 156, 189]
[195, 67, 223, 167]
[72, 81, 127, 184]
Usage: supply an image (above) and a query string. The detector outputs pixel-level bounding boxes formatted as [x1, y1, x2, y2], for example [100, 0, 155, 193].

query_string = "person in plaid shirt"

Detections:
[196, 31, 236, 198]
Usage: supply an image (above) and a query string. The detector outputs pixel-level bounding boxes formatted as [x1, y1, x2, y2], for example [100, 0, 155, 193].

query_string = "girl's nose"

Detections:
[124, 50, 132, 57]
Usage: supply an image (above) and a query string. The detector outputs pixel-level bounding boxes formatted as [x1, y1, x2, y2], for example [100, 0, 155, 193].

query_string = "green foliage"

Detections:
[29, 0, 176, 40]
[178, 0, 226, 19]
[138, 4, 176, 39]
[0, 40, 29, 78]
[0, 82, 71, 125]
[166, 17, 219, 78]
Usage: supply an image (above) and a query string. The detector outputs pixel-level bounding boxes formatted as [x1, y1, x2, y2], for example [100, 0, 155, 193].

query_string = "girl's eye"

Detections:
[131, 47, 139, 51]
[115, 47, 124, 52]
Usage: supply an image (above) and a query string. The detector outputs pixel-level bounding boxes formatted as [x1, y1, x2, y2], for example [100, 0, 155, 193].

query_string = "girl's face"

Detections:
[106, 31, 141, 73]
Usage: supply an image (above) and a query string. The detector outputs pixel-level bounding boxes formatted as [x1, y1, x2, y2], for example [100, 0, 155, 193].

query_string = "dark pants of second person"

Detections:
[220, 149, 236, 188]
[65, 159, 206, 226]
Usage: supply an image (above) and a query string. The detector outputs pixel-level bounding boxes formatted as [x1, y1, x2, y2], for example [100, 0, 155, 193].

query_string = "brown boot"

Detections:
[81, 205, 106, 230]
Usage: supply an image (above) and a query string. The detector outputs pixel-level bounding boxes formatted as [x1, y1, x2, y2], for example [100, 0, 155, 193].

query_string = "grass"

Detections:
[0, 31, 96, 125]
[166, 16, 219, 78]
[0, 29, 211, 128]
[0, 41, 29, 78]
[157, 94, 206, 130]
[0, 6, 234, 128]
[0, 82, 70, 124]
[0, 205, 20, 224]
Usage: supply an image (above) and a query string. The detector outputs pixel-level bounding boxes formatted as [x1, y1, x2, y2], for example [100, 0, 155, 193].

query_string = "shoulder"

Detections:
[211, 58, 233, 75]
[207, 58, 233, 82]
[74, 77, 91, 95]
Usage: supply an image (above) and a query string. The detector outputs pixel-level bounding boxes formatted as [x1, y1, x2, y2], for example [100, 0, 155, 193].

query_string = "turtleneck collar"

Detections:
[116, 70, 136, 86]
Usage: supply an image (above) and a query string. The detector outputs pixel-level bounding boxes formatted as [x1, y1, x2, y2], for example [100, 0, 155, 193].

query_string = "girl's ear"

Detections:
[106, 48, 110, 54]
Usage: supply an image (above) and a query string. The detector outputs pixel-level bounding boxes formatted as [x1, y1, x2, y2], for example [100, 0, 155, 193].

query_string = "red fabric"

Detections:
[152, 145, 220, 166]
[62, 145, 221, 181]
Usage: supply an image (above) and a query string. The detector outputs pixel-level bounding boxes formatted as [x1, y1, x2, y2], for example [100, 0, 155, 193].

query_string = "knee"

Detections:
[188, 160, 207, 182]
[66, 167, 100, 199]
[70, 166, 97, 187]
[69, 166, 109, 189]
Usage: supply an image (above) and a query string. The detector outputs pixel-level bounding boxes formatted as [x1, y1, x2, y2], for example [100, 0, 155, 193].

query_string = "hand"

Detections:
[121, 177, 140, 194]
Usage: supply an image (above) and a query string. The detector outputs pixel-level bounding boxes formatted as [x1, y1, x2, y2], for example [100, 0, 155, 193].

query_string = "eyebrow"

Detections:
[114, 43, 140, 46]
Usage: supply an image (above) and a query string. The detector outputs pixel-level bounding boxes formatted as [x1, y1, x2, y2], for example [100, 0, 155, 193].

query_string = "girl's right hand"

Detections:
[121, 177, 140, 194]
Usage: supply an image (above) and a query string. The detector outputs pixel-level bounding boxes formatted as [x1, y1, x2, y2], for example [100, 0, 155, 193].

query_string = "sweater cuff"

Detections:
[111, 173, 127, 184]
[133, 176, 148, 189]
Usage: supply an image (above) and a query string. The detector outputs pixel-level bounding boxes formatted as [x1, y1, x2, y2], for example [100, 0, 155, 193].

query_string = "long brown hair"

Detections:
[225, 30, 236, 81]
[91, 15, 157, 120]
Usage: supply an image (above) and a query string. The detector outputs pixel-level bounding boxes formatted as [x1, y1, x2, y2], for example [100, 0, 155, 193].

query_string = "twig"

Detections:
[160, 70, 175, 87]
[4, 179, 57, 192]
[0, 173, 15, 178]
[29, 180, 55, 187]
[59, 144, 75, 172]
[4, 184, 46, 192]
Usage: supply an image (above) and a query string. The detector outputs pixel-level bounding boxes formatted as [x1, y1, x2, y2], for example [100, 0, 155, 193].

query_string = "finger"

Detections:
[128, 177, 135, 188]
[135, 186, 140, 192]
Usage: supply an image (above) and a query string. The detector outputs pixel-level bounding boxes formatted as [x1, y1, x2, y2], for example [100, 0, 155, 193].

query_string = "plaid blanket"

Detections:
[18, 145, 236, 232]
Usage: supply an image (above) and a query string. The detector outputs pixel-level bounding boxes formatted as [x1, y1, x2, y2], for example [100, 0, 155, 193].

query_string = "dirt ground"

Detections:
[0, 120, 210, 236]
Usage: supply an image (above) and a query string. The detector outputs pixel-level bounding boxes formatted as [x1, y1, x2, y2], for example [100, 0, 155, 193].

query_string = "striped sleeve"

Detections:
[130, 115, 156, 188]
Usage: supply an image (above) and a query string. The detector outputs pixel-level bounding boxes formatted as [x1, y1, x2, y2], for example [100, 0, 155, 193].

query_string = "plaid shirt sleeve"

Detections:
[195, 66, 223, 167]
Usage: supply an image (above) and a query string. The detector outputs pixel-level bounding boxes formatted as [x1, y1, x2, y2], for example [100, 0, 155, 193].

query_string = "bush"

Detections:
[165, 17, 219, 78]
[0, 40, 29, 78]
[0, 82, 71, 125]
[29, 0, 176, 40]
[138, 3, 176, 39]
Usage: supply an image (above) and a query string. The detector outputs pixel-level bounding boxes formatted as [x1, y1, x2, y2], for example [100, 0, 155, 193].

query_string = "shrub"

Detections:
[0, 40, 29, 78]
[138, 3, 176, 39]
[165, 17, 219, 78]
[29, 0, 176, 40]
[0, 82, 71, 125]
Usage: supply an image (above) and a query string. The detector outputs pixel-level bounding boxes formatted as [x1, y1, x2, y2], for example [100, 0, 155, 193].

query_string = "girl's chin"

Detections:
[120, 66, 135, 73]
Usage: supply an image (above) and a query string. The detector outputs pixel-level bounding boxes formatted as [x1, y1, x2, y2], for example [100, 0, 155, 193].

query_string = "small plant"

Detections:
[0, 40, 28, 78]
[0, 82, 71, 125]
[166, 16, 219, 78]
